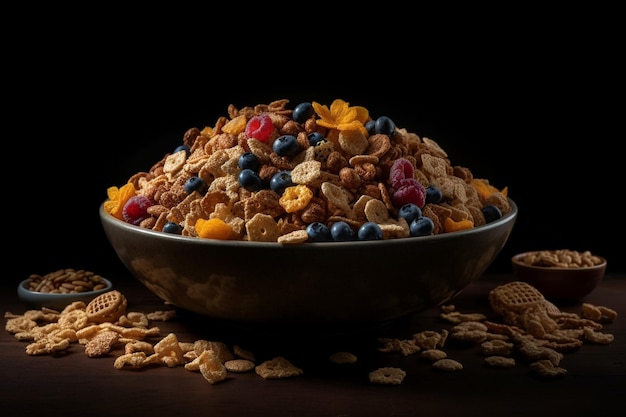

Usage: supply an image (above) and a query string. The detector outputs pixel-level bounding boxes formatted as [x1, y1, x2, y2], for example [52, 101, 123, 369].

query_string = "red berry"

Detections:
[122, 195, 153, 225]
[392, 178, 426, 208]
[245, 114, 274, 142]
[389, 158, 414, 188]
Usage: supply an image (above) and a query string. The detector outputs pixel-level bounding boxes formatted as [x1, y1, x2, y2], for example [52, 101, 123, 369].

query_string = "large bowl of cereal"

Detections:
[100, 98, 517, 326]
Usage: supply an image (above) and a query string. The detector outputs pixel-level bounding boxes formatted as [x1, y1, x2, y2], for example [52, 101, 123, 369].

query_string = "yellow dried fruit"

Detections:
[195, 218, 235, 240]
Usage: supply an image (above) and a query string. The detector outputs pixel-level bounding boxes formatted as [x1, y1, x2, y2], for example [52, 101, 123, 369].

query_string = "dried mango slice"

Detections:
[104, 183, 136, 220]
[221, 114, 247, 135]
[444, 217, 474, 233]
[471, 179, 508, 200]
[195, 218, 235, 240]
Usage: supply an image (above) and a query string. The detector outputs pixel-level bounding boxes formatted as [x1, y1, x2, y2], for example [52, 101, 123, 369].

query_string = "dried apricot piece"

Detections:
[443, 217, 474, 233]
[195, 218, 235, 240]
[104, 183, 136, 220]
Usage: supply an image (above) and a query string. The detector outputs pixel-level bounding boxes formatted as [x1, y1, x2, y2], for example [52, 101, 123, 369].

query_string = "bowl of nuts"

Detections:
[100, 98, 518, 326]
[511, 250, 607, 302]
[18, 269, 113, 311]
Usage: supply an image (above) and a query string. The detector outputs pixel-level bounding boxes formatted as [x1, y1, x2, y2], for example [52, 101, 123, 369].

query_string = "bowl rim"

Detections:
[17, 277, 113, 298]
[511, 251, 607, 271]
[99, 198, 518, 247]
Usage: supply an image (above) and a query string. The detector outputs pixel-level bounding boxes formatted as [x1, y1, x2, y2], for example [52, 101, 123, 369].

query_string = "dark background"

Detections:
[9, 8, 623, 283]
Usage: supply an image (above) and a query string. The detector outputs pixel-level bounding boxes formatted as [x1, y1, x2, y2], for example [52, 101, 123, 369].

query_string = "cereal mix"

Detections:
[104, 98, 511, 243]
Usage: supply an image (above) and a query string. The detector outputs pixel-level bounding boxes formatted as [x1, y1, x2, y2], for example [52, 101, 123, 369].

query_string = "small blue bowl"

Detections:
[18, 278, 113, 311]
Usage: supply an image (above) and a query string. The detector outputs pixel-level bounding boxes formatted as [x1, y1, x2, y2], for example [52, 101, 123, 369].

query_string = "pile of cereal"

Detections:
[104, 99, 511, 243]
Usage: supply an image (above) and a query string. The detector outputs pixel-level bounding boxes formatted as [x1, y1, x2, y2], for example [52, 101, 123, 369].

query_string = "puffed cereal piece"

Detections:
[432, 358, 463, 372]
[146, 310, 176, 321]
[529, 359, 567, 378]
[480, 339, 514, 356]
[291, 160, 336, 187]
[583, 327, 614, 344]
[277, 229, 309, 244]
[84, 330, 120, 357]
[321, 181, 354, 216]
[484, 356, 516, 368]
[5, 316, 38, 334]
[377, 337, 421, 356]
[26, 336, 71, 355]
[117, 311, 149, 328]
[279, 184, 314, 213]
[413, 330, 448, 350]
[114, 352, 149, 369]
[193, 340, 235, 363]
[368, 367, 406, 385]
[224, 358, 256, 373]
[255, 356, 303, 379]
[198, 350, 228, 384]
[420, 349, 448, 362]
[245, 213, 281, 242]
[153, 333, 185, 367]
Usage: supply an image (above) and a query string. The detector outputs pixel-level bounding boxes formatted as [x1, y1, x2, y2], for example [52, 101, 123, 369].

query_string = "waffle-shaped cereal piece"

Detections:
[85, 290, 127, 323]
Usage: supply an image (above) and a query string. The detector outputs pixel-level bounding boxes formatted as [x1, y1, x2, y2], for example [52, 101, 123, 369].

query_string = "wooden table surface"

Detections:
[2, 273, 624, 417]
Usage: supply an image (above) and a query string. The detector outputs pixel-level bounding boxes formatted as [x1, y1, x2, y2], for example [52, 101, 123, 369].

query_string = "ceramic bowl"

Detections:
[100, 199, 517, 327]
[511, 251, 607, 302]
[18, 278, 113, 311]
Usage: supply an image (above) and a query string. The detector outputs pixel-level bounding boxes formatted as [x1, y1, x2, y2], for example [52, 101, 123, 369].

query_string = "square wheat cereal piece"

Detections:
[368, 367, 406, 385]
[255, 356, 303, 379]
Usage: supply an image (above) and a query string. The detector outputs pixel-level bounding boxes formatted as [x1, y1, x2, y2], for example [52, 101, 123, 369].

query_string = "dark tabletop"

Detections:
[1, 273, 624, 417]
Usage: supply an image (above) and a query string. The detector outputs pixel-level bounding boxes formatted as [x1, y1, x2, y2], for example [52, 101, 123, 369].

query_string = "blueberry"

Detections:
[292, 102, 315, 124]
[162, 222, 183, 234]
[270, 171, 293, 194]
[184, 176, 207, 194]
[358, 222, 383, 241]
[482, 205, 503, 224]
[410, 216, 435, 237]
[365, 119, 376, 135]
[425, 185, 443, 204]
[173, 144, 191, 156]
[238, 169, 264, 191]
[238, 152, 260, 171]
[272, 134, 300, 157]
[307, 132, 325, 146]
[330, 221, 355, 242]
[374, 116, 396, 136]
[398, 203, 422, 224]
[306, 222, 332, 242]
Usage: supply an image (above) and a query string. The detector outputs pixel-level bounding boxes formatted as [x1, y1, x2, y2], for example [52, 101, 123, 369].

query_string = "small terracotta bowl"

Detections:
[511, 250, 607, 302]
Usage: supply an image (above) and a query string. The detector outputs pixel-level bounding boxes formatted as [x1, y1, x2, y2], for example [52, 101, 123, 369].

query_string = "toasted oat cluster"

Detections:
[104, 98, 511, 242]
